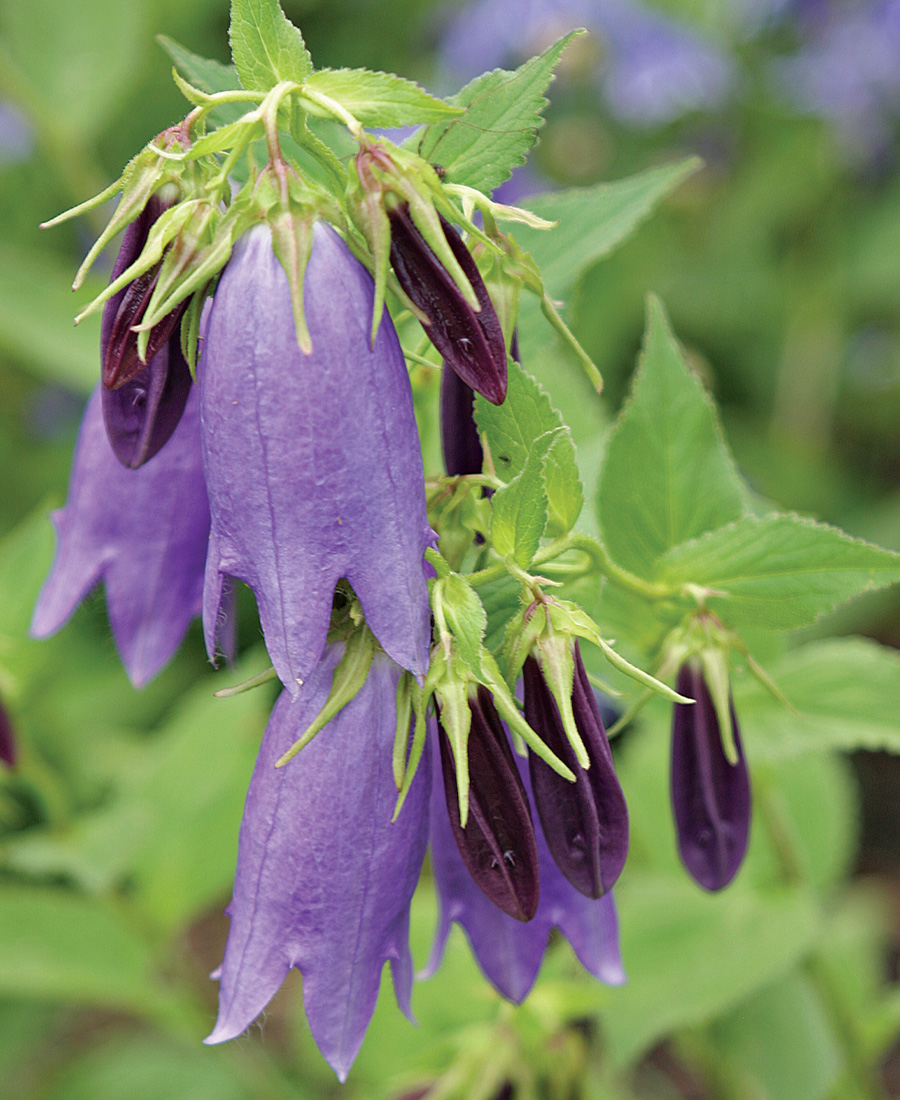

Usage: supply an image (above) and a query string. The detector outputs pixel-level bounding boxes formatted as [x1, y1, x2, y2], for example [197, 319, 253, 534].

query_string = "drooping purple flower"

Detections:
[388, 203, 507, 405]
[200, 222, 433, 693]
[30, 384, 209, 687]
[437, 686, 540, 921]
[0, 696, 16, 768]
[206, 647, 431, 1081]
[524, 644, 628, 898]
[427, 730, 625, 1002]
[670, 664, 751, 892]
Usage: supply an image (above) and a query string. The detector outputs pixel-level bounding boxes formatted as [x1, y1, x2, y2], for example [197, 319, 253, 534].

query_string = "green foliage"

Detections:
[0, 887, 161, 1012]
[658, 513, 900, 630]
[305, 68, 461, 127]
[228, 0, 313, 92]
[475, 359, 583, 541]
[736, 637, 900, 757]
[490, 436, 553, 567]
[413, 32, 581, 194]
[597, 296, 747, 578]
[517, 158, 701, 300]
[602, 875, 821, 1067]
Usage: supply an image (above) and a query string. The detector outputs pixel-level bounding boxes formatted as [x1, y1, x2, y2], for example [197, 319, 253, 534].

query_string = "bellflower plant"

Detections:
[30, 1, 900, 1092]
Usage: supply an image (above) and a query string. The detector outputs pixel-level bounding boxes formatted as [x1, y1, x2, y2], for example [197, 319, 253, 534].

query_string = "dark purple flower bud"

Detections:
[524, 645, 629, 899]
[671, 664, 751, 892]
[440, 367, 482, 477]
[388, 202, 507, 405]
[427, 729, 625, 1002]
[0, 697, 16, 768]
[101, 194, 189, 391]
[101, 338, 192, 469]
[438, 686, 539, 922]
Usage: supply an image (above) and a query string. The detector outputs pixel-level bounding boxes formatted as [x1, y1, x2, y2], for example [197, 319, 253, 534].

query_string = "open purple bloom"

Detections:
[427, 730, 625, 1002]
[200, 222, 433, 693]
[30, 384, 209, 687]
[524, 644, 628, 898]
[207, 647, 431, 1081]
[670, 664, 751, 891]
[388, 203, 507, 405]
[437, 686, 540, 921]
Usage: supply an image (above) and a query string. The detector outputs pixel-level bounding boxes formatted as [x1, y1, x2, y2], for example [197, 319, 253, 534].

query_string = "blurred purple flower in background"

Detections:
[773, 0, 900, 158]
[438, 0, 734, 126]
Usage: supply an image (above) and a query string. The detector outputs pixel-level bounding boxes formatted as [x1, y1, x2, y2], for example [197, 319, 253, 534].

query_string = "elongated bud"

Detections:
[438, 686, 539, 921]
[101, 194, 188, 390]
[671, 664, 751, 891]
[388, 203, 507, 404]
[524, 645, 629, 898]
[101, 339, 192, 469]
[440, 366, 482, 477]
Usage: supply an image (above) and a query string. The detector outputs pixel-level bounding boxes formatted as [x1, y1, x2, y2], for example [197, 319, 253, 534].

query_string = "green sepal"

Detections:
[392, 672, 414, 791]
[67, 143, 183, 290]
[534, 631, 588, 769]
[549, 601, 692, 704]
[275, 627, 377, 768]
[431, 569, 487, 678]
[698, 648, 738, 765]
[478, 650, 575, 782]
[73, 199, 201, 326]
[393, 680, 429, 821]
[429, 648, 474, 827]
[180, 280, 213, 377]
[213, 665, 278, 697]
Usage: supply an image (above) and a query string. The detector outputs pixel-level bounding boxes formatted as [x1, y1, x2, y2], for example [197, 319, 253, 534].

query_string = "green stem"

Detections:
[540, 294, 604, 393]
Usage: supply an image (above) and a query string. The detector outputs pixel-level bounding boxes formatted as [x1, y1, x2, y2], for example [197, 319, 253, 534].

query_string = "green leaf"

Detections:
[491, 433, 557, 567]
[0, 887, 158, 1012]
[707, 973, 843, 1100]
[597, 296, 747, 578]
[516, 158, 701, 300]
[0, 244, 102, 394]
[475, 358, 565, 480]
[602, 876, 821, 1067]
[157, 36, 241, 95]
[544, 432, 583, 536]
[157, 35, 248, 130]
[413, 32, 581, 194]
[229, 0, 312, 93]
[305, 68, 461, 127]
[440, 574, 487, 676]
[657, 514, 900, 631]
[735, 637, 900, 758]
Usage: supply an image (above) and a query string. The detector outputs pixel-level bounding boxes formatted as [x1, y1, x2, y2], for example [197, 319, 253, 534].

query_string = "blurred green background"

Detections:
[2, 0, 900, 1097]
